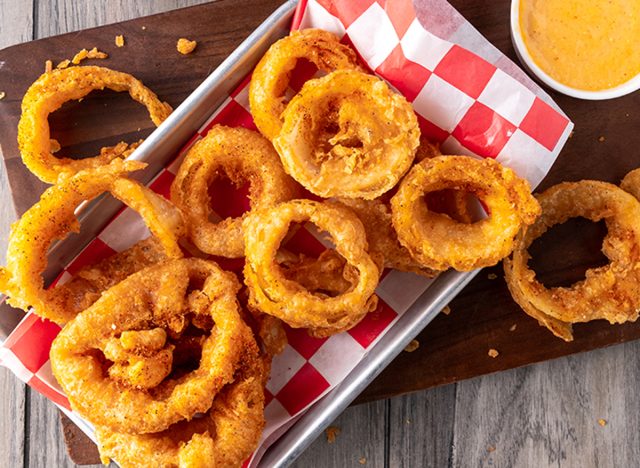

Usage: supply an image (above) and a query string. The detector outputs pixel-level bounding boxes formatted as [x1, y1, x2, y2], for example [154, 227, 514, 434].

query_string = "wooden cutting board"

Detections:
[1, 0, 639, 464]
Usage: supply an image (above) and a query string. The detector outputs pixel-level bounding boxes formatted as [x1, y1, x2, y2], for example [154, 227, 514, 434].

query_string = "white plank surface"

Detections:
[1, 1, 639, 468]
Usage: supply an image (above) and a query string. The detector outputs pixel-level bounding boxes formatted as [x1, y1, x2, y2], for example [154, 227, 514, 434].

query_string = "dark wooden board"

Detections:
[1, 0, 639, 464]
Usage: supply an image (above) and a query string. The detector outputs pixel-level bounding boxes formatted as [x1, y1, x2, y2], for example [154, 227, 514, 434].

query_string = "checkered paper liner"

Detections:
[0, 0, 573, 466]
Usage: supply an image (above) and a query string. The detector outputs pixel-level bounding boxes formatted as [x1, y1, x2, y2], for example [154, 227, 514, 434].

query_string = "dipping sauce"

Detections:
[519, 0, 640, 91]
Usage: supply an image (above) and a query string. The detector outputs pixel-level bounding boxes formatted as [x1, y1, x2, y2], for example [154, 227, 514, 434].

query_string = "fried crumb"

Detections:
[487, 446, 496, 453]
[0, 91, 5, 101]
[568, 130, 574, 138]
[56, 59, 71, 69]
[177, 38, 197, 55]
[509, 324, 517, 332]
[71, 47, 108, 65]
[358, 457, 367, 465]
[488, 348, 499, 358]
[598, 418, 607, 427]
[404, 339, 420, 353]
[142, 26, 147, 30]
[45, 60, 53, 73]
[405, 418, 411, 425]
[115, 35, 125, 47]
[598, 136, 606, 142]
[50, 139, 61, 153]
[325, 426, 340, 444]
[441, 305, 451, 315]
[487, 273, 497, 280]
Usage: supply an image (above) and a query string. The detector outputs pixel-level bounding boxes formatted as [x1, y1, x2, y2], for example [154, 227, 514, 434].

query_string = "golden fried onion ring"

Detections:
[170, 125, 299, 258]
[0, 160, 184, 324]
[96, 346, 266, 468]
[391, 156, 540, 271]
[18, 65, 172, 183]
[504, 180, 640, 341]
[51, 258, 254, 434]
[249, 28, 362, 140]
[273, 70, 419, 200]
[243, 200, 380, 336]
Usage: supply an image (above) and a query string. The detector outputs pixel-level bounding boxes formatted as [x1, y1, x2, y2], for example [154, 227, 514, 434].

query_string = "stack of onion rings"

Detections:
[170, 125, 299, 258]
[18, 65, 172, 183]
[249, 28, 362, 140]
[504, 180, 640, 341]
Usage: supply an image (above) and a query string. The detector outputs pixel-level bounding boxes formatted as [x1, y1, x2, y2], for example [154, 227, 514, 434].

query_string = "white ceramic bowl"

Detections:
[510, 0, 640, 100]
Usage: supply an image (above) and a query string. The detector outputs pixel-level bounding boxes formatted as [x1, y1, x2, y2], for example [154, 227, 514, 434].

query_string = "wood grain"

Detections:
[388, 386, 456, 468]
[0, 3, 30, 468]
[291, 401, 387, 468]
[450, 342, 640, 467]
[35, 0, 211, 38]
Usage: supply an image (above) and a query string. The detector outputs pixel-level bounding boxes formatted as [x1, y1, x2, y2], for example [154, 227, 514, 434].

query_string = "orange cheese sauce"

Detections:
[519, 0, 640, 91]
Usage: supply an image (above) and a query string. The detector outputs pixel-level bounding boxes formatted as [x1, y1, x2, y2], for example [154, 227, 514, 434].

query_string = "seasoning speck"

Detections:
[598, 136, 606, 142]
[598, 418, 607, 427]
[404, 340, 420, 353]
[441, 305, 451, 315]
[0, 91, 5, 101]
[487, 273, 497, 280]
[509, 324, 517, 332]
[358, 457, 367, 465]
[487, 446, 496, 453]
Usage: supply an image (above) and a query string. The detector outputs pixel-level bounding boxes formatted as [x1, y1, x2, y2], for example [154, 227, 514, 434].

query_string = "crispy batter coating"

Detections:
[0, 160, 184, 324]
[177, 38, 197, 55]
[504, 180, 640, 341]
[336, 198, 437, 277]
[50, 259, 254, 434]
[273, 70, 419, 199]
[249, 28, 362, 140]
[18, 65, 172, 183]
[96, 348, 266, 468]
[170, 125, 299, 258]
[243, 200, 380, 337]
[72, 47, 108, 64]
[391, 156, 540, 271]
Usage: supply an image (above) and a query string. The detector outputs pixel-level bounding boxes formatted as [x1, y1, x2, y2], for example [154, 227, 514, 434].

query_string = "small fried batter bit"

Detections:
[177, 37, 197, 54]
[115, 35, 125, 47]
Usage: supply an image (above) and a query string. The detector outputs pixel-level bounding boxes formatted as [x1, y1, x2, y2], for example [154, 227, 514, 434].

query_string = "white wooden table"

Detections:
[0, 1, 637, 467]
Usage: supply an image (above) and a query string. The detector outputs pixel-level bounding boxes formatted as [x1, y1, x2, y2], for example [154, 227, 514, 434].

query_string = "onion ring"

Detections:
[170, 125, 299, 258]
[391, 155, 540, 271]
[96, 345, 266, 468]
[50, 258, 254, 434]
[243, 200, 380, 336]
[18, 65, 172, 183]
[249, 28, 362, 140]
[0, 160, 185, 324]
[504, 180, 640, 341]
[273, 70, 420, 199]
[621, 167, 640, 200]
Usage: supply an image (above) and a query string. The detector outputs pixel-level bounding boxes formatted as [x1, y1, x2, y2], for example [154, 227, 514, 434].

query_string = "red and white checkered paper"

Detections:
[0, 0, 572, 466]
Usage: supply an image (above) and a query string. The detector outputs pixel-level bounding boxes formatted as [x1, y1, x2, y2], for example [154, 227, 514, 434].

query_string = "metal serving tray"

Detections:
[0, 1, 480, 465]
